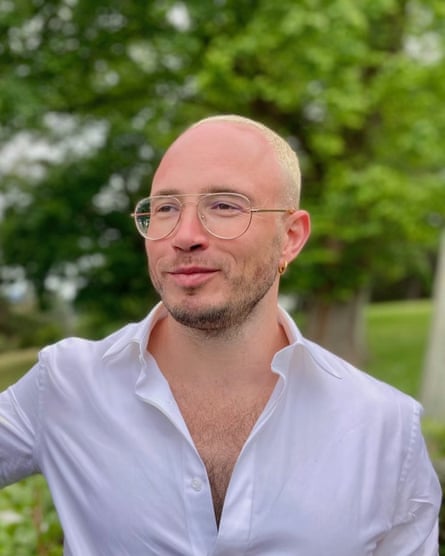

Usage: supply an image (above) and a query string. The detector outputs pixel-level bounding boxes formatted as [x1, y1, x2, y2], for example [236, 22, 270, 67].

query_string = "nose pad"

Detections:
[171, 203, 209, 248]
[179, 202, 203, 228]
[198, 211, 208, 227]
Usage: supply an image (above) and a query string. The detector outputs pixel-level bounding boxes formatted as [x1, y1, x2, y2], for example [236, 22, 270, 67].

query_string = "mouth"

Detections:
[168, 266, 218, 288]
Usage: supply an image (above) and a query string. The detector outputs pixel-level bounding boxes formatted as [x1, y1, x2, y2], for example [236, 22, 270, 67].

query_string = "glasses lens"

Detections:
[199, 193, 251, 239]
[133, 197, 181, 239]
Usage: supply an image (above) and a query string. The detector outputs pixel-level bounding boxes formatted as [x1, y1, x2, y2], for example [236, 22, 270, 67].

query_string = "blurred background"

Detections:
[0, 0, 444, 553]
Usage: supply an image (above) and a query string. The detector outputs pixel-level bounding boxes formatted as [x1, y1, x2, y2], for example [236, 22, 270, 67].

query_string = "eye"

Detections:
[212, 201, 240, 211]
[206, 195, 249, 216]
[151, 199, 180, 216]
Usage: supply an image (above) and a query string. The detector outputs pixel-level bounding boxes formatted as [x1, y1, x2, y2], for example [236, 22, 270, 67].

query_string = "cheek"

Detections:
[145, 244, 162, 277]
[246, 230, 284, 264]
[145, 242, 160, 264]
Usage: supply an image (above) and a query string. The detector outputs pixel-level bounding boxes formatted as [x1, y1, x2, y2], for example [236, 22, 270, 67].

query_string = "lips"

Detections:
[170, 266, 215, 275]
[168, 266, 218, 288]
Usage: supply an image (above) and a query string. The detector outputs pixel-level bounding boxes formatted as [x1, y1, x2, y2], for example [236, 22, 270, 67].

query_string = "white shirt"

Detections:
[0, 304, 441, 555]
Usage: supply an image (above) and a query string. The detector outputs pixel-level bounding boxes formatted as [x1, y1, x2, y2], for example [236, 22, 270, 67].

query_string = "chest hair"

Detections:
[174, 392, 268, 526]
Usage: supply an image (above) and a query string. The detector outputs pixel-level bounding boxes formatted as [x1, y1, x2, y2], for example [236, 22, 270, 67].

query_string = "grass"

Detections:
[0, 299, 443, 552]
[0, 349, 39, 392]
[365, 299, 432, 398]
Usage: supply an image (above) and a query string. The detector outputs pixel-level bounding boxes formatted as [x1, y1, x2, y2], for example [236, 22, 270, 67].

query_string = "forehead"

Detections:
[151, 122, 284, 198]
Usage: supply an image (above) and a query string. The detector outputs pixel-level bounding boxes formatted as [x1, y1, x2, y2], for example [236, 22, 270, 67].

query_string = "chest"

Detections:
[174, 392, 268, 523]
[44, 404, 392, 556]
[180, 396, 262, 454]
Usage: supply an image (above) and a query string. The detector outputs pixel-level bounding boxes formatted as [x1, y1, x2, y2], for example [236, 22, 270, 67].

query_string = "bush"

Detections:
[0, 475, 63, 555]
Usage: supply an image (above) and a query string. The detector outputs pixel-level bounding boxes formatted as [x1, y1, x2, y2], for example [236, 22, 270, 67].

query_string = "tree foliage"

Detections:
[191, 0, 445, 300]
[0, 0, 444, 331]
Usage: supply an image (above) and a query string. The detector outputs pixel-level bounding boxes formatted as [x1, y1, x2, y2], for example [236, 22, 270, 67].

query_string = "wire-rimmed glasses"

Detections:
[132, 192, 295, 240]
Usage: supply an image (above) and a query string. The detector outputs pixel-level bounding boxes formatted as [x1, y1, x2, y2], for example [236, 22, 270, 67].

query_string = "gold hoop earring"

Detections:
[278, 261, 288, 275]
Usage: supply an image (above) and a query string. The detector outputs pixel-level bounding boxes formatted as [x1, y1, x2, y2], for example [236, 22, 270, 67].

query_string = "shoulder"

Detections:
[278, 307, 419, 418]
[293, 337, 422, 431]
[38, 318, 148, 377]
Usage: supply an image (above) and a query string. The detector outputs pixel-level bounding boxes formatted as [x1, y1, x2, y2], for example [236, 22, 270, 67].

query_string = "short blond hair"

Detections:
[190, 114, 301, 206]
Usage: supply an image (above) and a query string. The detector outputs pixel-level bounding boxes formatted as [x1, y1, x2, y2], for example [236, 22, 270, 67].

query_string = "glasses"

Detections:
[132, 192, 296, 240]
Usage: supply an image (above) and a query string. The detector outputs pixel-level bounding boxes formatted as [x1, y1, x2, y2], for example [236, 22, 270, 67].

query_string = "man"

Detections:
[0, 115, 441, 555]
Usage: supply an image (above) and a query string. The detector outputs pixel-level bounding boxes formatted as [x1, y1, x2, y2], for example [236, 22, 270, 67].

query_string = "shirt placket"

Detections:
[182, 443, 219, 556]
[211, 447, 255, 556]
[136, 357, 219, 555]
[211, 376, 287, 556]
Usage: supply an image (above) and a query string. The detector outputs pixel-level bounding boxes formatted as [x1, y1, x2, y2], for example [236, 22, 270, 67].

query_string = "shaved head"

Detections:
[189, 114, 301, 206]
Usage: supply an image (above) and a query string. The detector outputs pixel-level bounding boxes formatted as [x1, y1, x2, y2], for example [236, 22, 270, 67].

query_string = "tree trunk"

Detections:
[421, 229, 445, 421]
[304, 288, 369, 368]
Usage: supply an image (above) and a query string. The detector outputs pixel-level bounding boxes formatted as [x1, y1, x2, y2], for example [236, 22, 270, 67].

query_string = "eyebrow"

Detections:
[151, 186, 248, 197]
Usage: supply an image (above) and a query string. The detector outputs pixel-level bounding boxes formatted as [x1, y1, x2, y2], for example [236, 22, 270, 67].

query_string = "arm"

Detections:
[0, 363, 41, 487]
[375, 408, 442, 556]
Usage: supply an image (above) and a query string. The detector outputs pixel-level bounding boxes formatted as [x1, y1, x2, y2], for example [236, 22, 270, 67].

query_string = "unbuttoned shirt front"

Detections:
[0, 304, 441, 555]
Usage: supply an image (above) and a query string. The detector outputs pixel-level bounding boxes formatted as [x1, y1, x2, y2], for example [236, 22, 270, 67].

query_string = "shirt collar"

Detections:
[102, 302, 167, 361]
[103, 302, 343, 380]
[275, 306, 343, 380]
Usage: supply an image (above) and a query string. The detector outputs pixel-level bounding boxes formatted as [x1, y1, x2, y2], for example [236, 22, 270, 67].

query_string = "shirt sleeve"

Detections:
[374, 402, 442, 556]
[0, 363, 42, 487]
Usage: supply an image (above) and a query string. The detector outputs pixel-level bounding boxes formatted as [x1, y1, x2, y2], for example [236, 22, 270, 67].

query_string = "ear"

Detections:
[281, 210, 311, 263]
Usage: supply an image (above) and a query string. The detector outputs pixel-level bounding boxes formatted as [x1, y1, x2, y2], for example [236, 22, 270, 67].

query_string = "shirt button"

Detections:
[191, 477, 202, 491]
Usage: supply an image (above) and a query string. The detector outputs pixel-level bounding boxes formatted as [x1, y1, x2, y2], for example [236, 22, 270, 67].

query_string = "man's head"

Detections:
[137, 114, 310, 332]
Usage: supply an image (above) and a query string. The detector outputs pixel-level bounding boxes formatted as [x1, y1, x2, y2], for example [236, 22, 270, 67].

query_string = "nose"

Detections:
[171, 202, 210, 251]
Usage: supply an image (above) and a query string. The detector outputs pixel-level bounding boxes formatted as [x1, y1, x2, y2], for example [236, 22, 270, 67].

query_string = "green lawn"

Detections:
[365, 299, 432, 398]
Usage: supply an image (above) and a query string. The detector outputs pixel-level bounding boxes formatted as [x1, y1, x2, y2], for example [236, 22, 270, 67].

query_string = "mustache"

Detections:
[168, 255, 219, 268]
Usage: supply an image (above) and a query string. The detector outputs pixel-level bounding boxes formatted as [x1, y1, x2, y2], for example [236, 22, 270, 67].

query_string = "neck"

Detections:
[148, 302, 288, 388]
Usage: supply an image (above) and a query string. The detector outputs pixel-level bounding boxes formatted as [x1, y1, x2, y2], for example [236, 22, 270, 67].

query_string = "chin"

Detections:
[166, 299, 230, 329]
